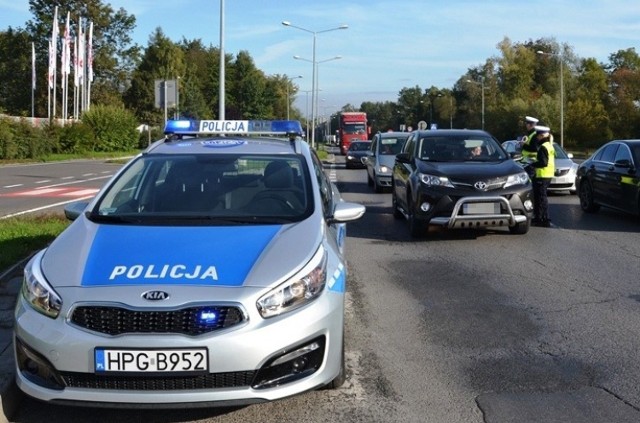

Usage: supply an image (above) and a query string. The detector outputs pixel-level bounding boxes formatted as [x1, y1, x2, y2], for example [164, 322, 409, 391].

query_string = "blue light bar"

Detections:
[164, 119, 303, 137]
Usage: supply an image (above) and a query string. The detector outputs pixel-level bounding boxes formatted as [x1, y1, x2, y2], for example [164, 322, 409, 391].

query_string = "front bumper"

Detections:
[550, 171, 576, 192]
[14, 287, 344, 407]
[414, 187, 534, 229]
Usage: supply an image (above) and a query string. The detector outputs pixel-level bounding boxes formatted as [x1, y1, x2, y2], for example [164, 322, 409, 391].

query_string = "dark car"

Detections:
[345, 141, 371, 169]
[576, 139, 640, 216]
[392, 129, 534, 237]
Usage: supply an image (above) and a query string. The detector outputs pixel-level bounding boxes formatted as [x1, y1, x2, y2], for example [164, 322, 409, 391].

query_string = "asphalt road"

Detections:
[3, 155, 640, 422]
[0, 160, 123, 219]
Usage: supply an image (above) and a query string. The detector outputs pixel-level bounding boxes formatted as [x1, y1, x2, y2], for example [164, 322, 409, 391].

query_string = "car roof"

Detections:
[379, 131, 409, 137]
[147, 119, 306, 156]
[412, 129, 493, 137]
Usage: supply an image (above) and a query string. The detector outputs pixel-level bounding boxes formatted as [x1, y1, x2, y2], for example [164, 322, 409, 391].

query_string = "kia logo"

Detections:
[142, 290, 170, 301]
[474, 181, 488, 190]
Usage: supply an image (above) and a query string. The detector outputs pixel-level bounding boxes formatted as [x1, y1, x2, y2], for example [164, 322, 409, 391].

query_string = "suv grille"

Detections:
[70, 305, 245, 336]
[61, 371, 255, 390]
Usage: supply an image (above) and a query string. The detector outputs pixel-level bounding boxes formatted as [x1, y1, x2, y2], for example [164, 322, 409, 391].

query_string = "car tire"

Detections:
[373, 174, 383, 193]
[391, 188, 404, 219]
[323, 337, 346, 390]
[509, 217, 530, 235]
[408, 196, 426, 238]
[579, 180, 600, 213]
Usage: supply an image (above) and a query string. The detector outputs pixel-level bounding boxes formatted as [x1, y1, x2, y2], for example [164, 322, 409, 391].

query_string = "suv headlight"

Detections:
[419, 173, 454, 188]
[21, 251, 62, 318]
[504, 171, 529, 188]
[257, 247, 327, 319]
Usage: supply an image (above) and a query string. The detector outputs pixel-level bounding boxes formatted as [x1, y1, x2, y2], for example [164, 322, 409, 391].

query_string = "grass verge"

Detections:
[0, 213, 70, 274]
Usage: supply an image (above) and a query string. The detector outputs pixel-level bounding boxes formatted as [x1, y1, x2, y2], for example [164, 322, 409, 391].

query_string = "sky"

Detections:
[1, 0, 639, 116]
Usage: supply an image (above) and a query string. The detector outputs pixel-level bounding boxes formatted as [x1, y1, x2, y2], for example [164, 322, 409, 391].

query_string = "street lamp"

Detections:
[537, 50, 564, 148]
[282, 21, 348, 149]
[293, 54, 342, 147]
[285, 75, 302, 120]
[466, 77, 486, 130]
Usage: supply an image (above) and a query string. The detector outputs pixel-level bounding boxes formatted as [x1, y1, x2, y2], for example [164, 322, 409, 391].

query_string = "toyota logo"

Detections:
[474, 181, 488, 190]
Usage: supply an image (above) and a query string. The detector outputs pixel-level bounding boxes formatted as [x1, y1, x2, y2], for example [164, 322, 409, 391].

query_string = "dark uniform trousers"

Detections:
[533, 178, 551, 222]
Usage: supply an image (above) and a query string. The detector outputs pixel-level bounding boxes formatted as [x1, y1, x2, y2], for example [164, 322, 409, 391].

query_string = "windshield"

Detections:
[92, 154, 312, 224]
[418, 135, 508, 162]
[380, 137, 407, 155]
[553, 143, 571, 159]
[349, 142, 370, 151]
[341, 123, 366, 134]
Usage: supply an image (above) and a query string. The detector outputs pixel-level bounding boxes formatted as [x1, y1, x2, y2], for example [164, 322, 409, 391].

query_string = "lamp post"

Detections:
[466, 77, 486, 130]
[282, 21, 348, 149]
[537, 50, 564, 148]
[285, 75, 302, 120]
[293, 55, 342, 147]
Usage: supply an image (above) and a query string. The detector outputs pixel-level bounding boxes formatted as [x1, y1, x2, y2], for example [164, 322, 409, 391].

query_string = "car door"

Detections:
[393, 133, 416, 211]
[610, 143, 639, 213]
[590, 143, 619, 204]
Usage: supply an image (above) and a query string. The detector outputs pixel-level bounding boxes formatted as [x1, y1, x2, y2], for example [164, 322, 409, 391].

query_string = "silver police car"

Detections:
[14, 119, 365, 407]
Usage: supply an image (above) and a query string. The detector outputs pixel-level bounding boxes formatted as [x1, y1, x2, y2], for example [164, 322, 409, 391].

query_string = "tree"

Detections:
[0, 28, 33, 115]
[124, 28, 185, 125]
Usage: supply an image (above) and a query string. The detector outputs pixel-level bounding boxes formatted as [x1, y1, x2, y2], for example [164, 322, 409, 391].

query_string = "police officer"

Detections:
[520, 116, 539, 163]
[528, 125, 555, 227]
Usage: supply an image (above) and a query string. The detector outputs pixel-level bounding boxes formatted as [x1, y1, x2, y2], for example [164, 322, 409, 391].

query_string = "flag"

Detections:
[78, 18, 85, 87]
[51, 6, 59, 79]
[87, 21, 93, 82]
[48, 40, 54, 89]
[62, 12, 71, 76]
[32, 42, 36, 91]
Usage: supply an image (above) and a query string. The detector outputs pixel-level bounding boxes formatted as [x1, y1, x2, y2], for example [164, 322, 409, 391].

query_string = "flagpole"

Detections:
[32, 42, 35, 118]
[52, 6, 58, 120]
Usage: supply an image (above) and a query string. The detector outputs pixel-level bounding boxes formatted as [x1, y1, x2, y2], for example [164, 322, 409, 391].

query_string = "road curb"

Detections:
[0, 259, 29, 423]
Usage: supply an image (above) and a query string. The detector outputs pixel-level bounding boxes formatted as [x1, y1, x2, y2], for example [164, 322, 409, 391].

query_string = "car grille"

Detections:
[70, 305, 245, 336]
[452, 176, 508, 191]
[60, 370, 255, 390]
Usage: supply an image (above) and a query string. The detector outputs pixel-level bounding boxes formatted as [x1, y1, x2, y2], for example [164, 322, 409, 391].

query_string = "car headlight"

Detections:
[418, 173, 454, 188]
[570, 163, 579, 174]
[378, 165, 390, 174]
[21, 251, 62, 318]
[504, 171, 529, 188]
[257, 247, 327, 319]
[346, 155, 355, 160]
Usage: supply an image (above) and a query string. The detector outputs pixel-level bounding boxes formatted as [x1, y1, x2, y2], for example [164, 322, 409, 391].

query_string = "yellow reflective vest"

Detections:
[521, 130, 538, 160]
[535, 140, 555, 179]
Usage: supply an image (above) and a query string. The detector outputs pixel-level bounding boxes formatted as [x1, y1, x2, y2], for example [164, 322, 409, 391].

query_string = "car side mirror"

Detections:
[567, 153, 574, 159]
[395, 152, 411, 164]
[64, 201, 89, 221]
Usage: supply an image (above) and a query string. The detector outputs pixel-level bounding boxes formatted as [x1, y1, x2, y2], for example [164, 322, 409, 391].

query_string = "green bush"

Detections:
[58, 121, 96, 153]
[81, 105, 139, 152]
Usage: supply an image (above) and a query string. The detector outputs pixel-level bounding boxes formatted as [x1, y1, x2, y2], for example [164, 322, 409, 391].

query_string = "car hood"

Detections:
[554, 158, 575, 169]
[346, 151, 368, 157]
[377, 155, 396, 169]
[40, 215, 322, 289]
[416, 159, 524, 181]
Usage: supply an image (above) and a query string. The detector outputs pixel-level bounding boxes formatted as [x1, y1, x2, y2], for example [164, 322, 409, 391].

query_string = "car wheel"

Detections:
[373, 174, 383, 193]
[407, 196, 426, 238]
[323, 336, 346, 389]
[579, 180, 600, 213]
[391, 187, 404, 219]
[509, 216, 530, 235]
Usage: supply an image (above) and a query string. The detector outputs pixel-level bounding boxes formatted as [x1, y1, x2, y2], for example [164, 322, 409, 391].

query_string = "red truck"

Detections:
[338, 112, 369, 155]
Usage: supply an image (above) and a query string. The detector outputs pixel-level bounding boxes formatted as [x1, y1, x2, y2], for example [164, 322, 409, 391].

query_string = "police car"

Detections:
[14, 119, 365, 407]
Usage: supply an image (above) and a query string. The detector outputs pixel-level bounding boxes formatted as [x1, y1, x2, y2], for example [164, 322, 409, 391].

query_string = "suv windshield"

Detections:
[92, 154, 312, 224]
[418, 135, 507, 162]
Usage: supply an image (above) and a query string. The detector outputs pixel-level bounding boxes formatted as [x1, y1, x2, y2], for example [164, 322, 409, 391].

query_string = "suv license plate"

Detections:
[95, 348, 208, 373]
[463, 203, 499, 215]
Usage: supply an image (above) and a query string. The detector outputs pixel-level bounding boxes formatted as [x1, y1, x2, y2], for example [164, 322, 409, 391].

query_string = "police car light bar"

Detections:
[164, 119, 303, 137]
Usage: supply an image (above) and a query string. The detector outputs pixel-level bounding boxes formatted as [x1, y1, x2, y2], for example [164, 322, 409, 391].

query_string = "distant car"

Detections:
[501, 140, 578, 194]
[393, 129, 534, 237]
[363, 132, 409, 193]
[14, 119, 366, 408]
[576, 139, 640, 216]
[345, 141, 371, 169]
[550, 143, 578, 194]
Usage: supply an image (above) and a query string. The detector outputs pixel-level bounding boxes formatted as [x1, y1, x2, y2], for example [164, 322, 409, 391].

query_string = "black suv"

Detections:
[392, 129, 534, 237]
